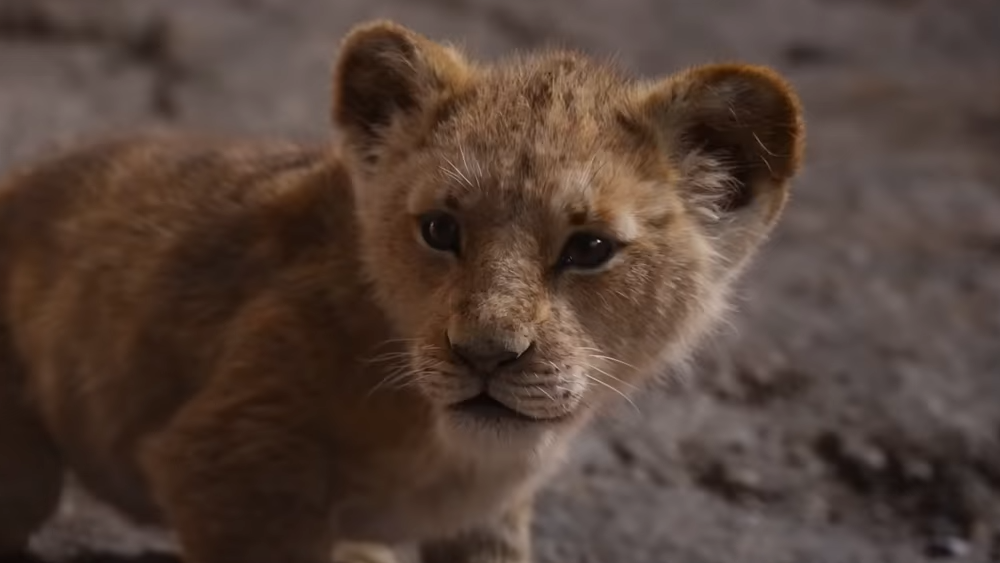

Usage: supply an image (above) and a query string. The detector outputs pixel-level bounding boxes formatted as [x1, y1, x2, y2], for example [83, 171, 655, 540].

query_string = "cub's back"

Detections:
[0, 135, 335, 366]
[0, 136, 350, 517]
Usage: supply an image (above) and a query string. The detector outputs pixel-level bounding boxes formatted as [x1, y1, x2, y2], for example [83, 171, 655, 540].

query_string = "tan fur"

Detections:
[0, 20, 804, 563]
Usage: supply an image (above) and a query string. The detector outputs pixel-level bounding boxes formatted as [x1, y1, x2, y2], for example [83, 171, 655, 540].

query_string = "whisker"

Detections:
[458, 144, 481, 189]
[587, 354, 638, 371]
[368, 356, 435, 394]
[372, 337, 423, 348]
[364, 343, 441, 365]
[474, 158, 484, 186]
[442, 156, 474, 189]
[581, 372, 639, 415]
[582, 362, 640, 393]
[364, 352, 411, 365]
[440, 166, 466, 186]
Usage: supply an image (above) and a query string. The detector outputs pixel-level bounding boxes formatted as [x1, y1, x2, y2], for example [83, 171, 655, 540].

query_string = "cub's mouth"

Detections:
[449, 393, 544, 423]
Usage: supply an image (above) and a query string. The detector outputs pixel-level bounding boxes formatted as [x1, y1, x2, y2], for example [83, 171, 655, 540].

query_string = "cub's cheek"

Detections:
[383, 268, 453, 330]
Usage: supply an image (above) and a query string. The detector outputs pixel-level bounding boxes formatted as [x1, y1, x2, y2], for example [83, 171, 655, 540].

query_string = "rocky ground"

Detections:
[1, 0, 999, 562]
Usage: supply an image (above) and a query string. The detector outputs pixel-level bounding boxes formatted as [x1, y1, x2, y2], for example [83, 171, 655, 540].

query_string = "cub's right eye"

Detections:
[419, 211, 461, 255]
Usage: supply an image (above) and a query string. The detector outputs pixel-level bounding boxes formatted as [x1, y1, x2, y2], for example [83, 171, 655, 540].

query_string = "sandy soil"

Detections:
[1, 0, 999, 561]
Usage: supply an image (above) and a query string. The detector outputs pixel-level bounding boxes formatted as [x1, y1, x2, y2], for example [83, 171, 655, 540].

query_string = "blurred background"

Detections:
[1, 0, 998, 562]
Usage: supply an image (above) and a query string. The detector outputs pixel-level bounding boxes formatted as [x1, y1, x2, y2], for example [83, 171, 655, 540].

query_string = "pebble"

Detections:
[925, 535, 971, 559]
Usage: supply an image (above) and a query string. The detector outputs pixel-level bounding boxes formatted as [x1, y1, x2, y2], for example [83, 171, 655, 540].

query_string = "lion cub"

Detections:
[0, 20, 804, 563]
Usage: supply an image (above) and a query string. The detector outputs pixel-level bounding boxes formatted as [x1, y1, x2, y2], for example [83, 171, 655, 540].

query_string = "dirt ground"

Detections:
[1, 0, 999, 562]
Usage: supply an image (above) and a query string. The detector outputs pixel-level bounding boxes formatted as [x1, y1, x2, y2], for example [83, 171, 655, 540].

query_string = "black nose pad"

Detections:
[448, 338, 533, 375]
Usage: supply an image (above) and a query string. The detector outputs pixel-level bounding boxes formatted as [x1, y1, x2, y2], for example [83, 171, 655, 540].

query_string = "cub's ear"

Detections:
[631, 64, 805, 271]
[332, 21, 471, 168]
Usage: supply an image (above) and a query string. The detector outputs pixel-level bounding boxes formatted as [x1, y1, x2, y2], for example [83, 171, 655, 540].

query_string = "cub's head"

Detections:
[332, 21, 804, 443]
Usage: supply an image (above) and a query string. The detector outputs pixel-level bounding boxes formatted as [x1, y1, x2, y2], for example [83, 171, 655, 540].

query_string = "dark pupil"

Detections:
[561, 234, 613, 269]
[421, 213, 459, 252]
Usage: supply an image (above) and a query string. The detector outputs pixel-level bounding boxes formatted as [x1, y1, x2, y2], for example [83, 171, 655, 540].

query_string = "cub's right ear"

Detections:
[332, 21, 471, 169]
[626, 64, 805, 276]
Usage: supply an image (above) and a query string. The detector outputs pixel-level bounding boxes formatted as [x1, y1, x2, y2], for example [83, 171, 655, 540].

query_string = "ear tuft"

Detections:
[638, 64, 805, 220]
[331, 21, 471, 165]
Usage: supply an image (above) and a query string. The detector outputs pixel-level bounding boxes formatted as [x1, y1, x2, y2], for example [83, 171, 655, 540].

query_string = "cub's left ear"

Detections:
[631, 64, 805, 269]
[331, 21, 472, 171]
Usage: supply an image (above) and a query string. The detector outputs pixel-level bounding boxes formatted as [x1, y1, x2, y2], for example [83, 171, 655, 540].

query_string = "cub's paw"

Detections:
[332, 541, 399, 563]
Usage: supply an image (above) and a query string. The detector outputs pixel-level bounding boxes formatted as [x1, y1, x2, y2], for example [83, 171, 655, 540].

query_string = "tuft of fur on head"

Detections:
[331, 22, 805, 441]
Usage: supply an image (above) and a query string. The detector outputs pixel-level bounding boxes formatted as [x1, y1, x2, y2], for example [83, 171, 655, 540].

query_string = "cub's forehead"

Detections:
[420, 54, 637, 190]
[407, 144, 673, 243]
[403, 53, 678, 235]
[445, 52, 635, 144]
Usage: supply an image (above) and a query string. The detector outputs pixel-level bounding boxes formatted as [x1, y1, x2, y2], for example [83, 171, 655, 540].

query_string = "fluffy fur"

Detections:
[0, 20, 804, 563]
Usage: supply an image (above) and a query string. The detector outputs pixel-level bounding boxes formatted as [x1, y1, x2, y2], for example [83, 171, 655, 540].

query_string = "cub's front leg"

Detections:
[141, 382, 336, 563]
[420, 499, 533, 563]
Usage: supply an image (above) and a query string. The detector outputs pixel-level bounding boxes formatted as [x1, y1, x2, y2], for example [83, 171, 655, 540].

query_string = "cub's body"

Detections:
[0, 20, 803, 563]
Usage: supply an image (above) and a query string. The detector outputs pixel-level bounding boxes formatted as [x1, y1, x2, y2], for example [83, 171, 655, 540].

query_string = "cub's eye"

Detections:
[558, 233, 618, 270]
[419, 211, 461, 254]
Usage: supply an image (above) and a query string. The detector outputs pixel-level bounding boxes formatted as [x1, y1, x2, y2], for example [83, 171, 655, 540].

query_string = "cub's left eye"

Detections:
[419, 211, 461, 255]
[557, 233, 619, 270]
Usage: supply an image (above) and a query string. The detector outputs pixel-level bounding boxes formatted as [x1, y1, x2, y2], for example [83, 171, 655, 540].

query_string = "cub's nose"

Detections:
[447, 333, 534, 375]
